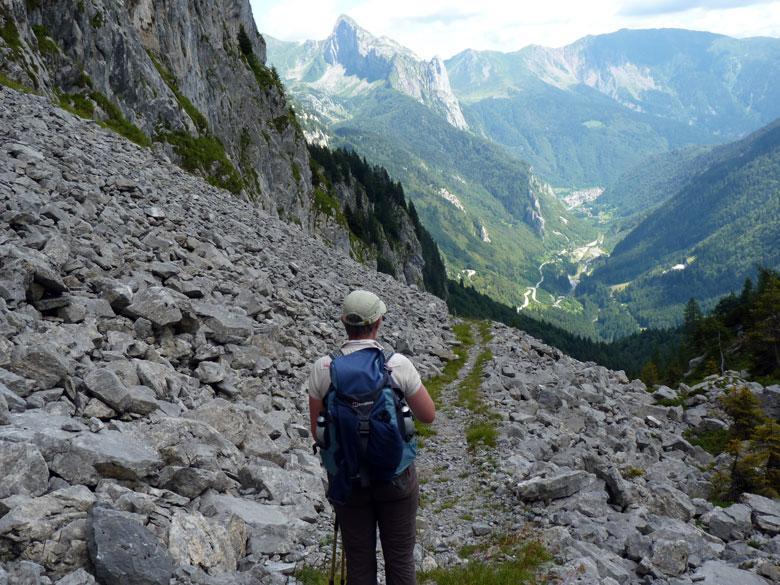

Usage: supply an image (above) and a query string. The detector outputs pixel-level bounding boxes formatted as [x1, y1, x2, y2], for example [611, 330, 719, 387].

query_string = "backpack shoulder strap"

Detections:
[328, 349, 344, 391]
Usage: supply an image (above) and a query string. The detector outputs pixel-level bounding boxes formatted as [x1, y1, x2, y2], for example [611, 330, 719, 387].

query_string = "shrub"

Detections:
[720, 387, 766, 440]
[420, 536, 551, 585]
[466, 420, 497, 449]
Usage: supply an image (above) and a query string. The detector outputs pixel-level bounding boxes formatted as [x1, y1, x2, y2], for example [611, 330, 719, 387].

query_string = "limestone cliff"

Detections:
[0, 0, 440, 292]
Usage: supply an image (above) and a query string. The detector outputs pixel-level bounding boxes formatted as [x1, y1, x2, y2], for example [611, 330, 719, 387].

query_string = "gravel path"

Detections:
[415, 321, 513, 570]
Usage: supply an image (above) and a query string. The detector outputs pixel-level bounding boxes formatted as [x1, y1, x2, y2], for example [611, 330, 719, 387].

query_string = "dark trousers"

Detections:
[333, 465, 419, 585]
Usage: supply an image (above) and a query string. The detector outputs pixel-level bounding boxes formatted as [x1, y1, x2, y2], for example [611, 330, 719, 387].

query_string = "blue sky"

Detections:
[251, 0, 780, 59]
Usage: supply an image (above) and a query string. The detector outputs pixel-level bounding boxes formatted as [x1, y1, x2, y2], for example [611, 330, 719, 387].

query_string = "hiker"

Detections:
[308, 289, 436, 585]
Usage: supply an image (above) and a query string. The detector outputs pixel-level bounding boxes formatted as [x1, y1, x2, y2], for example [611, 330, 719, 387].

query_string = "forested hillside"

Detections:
[641, 269, 780, 386]
[581, 118, 780, 329]
[308, 145, 448, 298]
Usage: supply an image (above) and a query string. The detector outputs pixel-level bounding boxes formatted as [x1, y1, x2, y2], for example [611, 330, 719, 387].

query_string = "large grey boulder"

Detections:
[237, 464, 325, 507]
[92, 278, 133, 311]
[647, 483, 696, 522]
[87, 506, 174, 585]
[651, 539, 689, 576]
[48, 428, 163, 486]
[83, 369, 130, 413]
[200, 494, 297, 555]
[167, 510, 240, 575]
[158, 466, 234, 499]
[190, 301, 255, 343]
[742, 493, 780, 535]
[137, 417, 244, 474]
[0, 441, 49, 498]
[692, 560, 771, 585]
[124, 287, 182, 327]
[0, 382, 25, 413]
[704, 503, 752, 541]
[653, 386, 678, 402]
[515, 470, 595, 502]
[8, 343, 69, 391]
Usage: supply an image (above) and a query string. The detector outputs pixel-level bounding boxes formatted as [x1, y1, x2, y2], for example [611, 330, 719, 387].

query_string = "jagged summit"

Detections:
[270, 15, 468, 130]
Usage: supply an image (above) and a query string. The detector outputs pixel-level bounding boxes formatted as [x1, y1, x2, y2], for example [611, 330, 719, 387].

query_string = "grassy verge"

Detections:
[57, 89, 150, 147]
[420, 532, 552, 585]
[425, 322, 473, 405]
[294, 566, 331, 585]
[159, 130, 243, 194]
[458, 321, 501, 450]
[683, 427, 730, 456]
[0, 72, 34, 93]
[415, 321, 474, 444]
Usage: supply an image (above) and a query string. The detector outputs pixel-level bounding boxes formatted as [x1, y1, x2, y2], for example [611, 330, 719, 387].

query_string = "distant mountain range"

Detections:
[266, 16, 467, 130]
[266, 17, 596, 313]
[447, 28, 780, 187]
[266, 18, 780, 339]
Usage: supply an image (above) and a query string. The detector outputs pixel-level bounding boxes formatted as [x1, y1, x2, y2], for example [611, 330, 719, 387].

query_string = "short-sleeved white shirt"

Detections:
[308, 339, 422, 400]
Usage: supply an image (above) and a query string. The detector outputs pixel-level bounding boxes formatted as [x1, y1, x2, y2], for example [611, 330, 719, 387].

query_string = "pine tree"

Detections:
[640, 361, 659, 386]
[720, 387, 766, 441]
[683, 298, 703, 347]
[748, 273, 780, 375]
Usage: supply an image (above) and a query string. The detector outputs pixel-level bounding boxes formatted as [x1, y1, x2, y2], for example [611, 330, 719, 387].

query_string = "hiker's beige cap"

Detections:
[341, 290, 387, 326]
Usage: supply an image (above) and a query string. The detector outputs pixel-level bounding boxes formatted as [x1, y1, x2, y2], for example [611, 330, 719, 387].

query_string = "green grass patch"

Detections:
[90, 10, 104, 29]
[160, 131, 243, 194]
[58, 91, 95, 118]
[57, 90, 150, 147]
[293, 565, 331, 585]
[32, 24, 58, 55]
[0, 72, 33, 93]
[424, 322, 473, 405]
[684, 427, 731, 456]
[89, 92, 151, 147]
[458, 348, 493, 413]
[420, 538, 551, 585]
[313, 185, 343, 220]
[0, 11, 22, 53]
[466, 420, 497, 449]
[656, 396, 687, 408]
[238, 25, 286, 95]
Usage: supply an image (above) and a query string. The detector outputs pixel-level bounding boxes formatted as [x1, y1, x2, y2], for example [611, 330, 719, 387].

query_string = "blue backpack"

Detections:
[316, 348, 417, 504]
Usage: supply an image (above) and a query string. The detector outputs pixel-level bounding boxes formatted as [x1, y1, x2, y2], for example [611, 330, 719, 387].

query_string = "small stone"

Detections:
[124, 287, 182, 327]
[195, 361, 225, 384]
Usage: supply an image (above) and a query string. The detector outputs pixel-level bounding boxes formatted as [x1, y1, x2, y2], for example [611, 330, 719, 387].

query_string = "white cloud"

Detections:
[252, 0, 780, 58]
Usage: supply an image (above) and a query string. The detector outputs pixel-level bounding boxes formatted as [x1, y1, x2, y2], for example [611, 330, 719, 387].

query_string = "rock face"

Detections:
[0, 0, 309, 220]
[0, 0, 434, 290]
[0, 86, 452, 583]
[319, 16, 468, 130]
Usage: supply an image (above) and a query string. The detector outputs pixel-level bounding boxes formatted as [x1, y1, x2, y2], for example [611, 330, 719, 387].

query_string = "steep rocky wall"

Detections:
[0, 0, 435, 294]
[1, 0, 311, 220]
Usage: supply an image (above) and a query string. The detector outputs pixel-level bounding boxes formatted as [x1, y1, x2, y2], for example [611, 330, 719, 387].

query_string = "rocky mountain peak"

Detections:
[283, 16, 468, 130]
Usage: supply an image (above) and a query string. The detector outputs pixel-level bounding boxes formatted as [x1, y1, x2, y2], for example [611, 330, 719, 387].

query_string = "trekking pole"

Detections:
[339, 526, 346, 585]
[329, 519, 339, 585]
